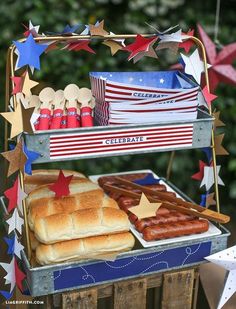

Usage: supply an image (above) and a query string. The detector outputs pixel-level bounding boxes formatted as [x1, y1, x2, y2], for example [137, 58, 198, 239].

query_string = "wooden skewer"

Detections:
[103, 182, 230, 224]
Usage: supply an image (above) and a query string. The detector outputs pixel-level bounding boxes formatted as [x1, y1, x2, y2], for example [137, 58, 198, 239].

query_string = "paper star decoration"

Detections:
[179, 29, 195, 53]
[11, 76, 23, 94]
[181, 48, 211, 84]
[1, 140, 27, 177]
[65, 40, 96, 54]
[4, 177, 19, 213]
[205, 245, 236, 309]
[14, 259, 26, 292]
[202, 147, 212, 163]
[129, 193, 162, 219]
[103, 40, 123, 56]
[0, 258, 15, 292]
[214, 133, 229, 156]
[133, 173, 160, 185]
[17, 183, 27, 215]
[156, 41, 179, 54]
[4, 234, 24, 259]
[191, 160, 209, 181]
[123, 34, 157, 61]
[23, 20, 40, 37]
[22, 70, 39, 97]
[49, 170, 73, 198]
[89, 20, 108, 36]
[202, 86, 217, 107]
[0, 289, 14, 300]
[13, 33, 47, 70]
[200, 165, 225, 191]
[213, 110, 226, 128]
[198, 23, 236, 91]
[23, 143, 41, 175]
[206, 192, 216, 208]
[133, 39, 158, 63]
[0, 101, 34, 138]
[159, 29, 183, 43]
[61, 24, 80, 35]
[6, 208, 24, 235]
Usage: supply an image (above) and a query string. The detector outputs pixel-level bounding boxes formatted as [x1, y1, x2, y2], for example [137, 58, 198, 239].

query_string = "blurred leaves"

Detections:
[0, 0, 236, 217]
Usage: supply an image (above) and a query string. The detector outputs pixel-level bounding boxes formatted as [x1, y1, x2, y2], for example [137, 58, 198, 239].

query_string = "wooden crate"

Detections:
[42, 267, 199, 309]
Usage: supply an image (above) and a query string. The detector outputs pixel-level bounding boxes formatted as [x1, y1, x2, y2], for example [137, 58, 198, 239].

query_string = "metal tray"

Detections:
[23, 109, 213, 164]
[0, 176, 230, 297]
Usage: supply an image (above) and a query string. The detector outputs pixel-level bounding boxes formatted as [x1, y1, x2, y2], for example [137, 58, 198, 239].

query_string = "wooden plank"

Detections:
[192, 269, 200, 309]
[114, 278, 147, 309]
[62, 289, 97, 309]
[161, 269, 195, 309]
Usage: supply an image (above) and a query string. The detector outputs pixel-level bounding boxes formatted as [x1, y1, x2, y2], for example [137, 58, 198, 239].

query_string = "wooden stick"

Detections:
[103, 183, 229, 224]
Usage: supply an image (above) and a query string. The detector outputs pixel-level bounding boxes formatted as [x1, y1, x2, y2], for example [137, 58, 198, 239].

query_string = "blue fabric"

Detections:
[54, 241, 211, 291]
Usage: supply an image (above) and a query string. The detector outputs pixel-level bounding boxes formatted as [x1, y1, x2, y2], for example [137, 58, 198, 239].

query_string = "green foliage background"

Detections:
[0, 0, 235, 219]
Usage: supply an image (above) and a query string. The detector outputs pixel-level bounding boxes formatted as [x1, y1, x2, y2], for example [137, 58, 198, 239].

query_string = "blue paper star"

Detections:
[0, 290, 14, 300]
[200, 194, 207, 207]
[201, 147, 212, 163]
[4, 236, 15, 256]
[47, 24, 81, 35]
[23, 143, 41, 175]
[62, 24, 80, 34]
[13, 34, 47, 70]
[133, 173, 160, 185]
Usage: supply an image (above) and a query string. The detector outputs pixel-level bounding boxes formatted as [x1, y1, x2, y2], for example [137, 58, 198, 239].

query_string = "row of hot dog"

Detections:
[98, 173, 209, 241]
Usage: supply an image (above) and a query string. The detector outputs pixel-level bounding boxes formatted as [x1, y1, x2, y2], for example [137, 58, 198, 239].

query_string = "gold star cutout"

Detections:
[214, 133, 229, 155]
[206, 192, 216, 208]
[102, 40, 123, 56]
[22, 70, 39, 97]
[129, 193, 162, 219]
[89, 20, 108, 37]
[1, 140, 27, 177]
[213, 110, 225, 128]
[0, 101, 34, 138]
[156, 41, 179, 54]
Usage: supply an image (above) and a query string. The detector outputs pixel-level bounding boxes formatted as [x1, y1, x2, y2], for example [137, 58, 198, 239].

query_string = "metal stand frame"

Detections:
[4, 33, 220, 261]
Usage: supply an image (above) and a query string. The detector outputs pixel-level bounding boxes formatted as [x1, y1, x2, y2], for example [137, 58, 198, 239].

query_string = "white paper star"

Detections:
[0, 257, 16, 292]
[14, 236, 24, 259]
[159, 29, 183, 43]
[205, 245, 236, 309]
[28, 20, 40, 36]
[200, 165, 224, 191]
[181, 49, 211, 84]
[17, 182, 27, 215]
[6, 208, 24, 235]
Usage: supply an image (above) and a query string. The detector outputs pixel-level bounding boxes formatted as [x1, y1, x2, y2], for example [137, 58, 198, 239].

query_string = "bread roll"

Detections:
[24, 169, 86, 194]
[33, 207, 130, 244]
[28, 181, 118, 229]
[36, 232, 135, 265]
[29, 230, 39, 251]
[27, 179, 96, 203]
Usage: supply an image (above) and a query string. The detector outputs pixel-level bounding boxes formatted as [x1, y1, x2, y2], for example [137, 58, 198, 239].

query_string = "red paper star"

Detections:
[14, 259, 26, 292]
[4, 177, 19, 213]
[192, 160, 208, 181]
[123, 34, 157, 61]
[198, 23, 236, 91]
[11, 76, 23, 94]
[49, 170, 73, 198]
[202, 86, 217, 107]
[179, 29, 195, 53]
[66, 40, 96, 54]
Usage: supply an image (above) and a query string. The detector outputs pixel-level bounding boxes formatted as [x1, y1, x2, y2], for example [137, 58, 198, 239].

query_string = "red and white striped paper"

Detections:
[49, 124, 193, 160]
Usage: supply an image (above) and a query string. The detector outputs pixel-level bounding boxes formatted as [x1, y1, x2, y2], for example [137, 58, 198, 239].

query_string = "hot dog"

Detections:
[134, 212, 195, 232]
[142, 219, 209, 241]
